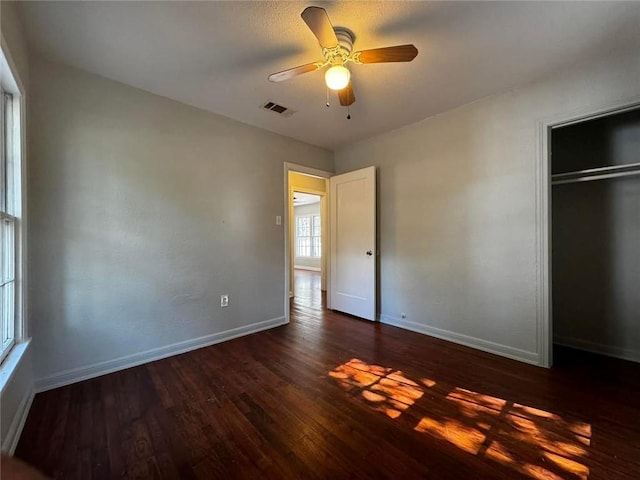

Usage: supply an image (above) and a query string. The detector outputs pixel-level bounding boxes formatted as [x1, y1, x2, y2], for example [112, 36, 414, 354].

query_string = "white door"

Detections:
[329, 166, 376, 320]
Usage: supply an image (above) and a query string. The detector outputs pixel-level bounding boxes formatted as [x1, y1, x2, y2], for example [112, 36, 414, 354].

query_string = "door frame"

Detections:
[284, 162, 332, 323]
[536, 97, 640, 368]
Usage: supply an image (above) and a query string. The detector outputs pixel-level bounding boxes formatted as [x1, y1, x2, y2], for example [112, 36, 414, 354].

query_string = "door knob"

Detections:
[366, 250, 373, 256]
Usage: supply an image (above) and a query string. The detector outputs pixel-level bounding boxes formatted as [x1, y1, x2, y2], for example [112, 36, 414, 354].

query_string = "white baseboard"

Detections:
[35, 316, 287, 392]
[380, 315, 540, 366]
[554, 335, 640, 363]
[2, 386, 34, 454]
[294, 265, 321, 271]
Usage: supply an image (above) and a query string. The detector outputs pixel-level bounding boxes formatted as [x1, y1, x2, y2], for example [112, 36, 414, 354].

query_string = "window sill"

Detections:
[0, 339, 31, 394]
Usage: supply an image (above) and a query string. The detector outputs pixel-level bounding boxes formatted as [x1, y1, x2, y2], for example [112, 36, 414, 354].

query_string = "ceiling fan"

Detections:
[268, 6, 418, 108]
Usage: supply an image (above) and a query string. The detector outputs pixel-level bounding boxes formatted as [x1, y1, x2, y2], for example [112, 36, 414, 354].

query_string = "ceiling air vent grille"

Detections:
[261, 100, 295, 117]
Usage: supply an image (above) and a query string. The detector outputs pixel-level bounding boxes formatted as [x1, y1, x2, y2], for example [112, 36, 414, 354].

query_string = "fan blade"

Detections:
[268, 62, 323, 82]
[354, 44, 418, 64]
[301, 6, 339, 49]
[338, 82, 355, 106]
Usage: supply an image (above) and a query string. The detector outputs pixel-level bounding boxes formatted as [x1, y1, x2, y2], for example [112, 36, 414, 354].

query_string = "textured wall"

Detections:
[335, 49, 640, 364]
[28, 57, 332, 383]
[0, 344, 33, 452]
[1, 1, 29, 89]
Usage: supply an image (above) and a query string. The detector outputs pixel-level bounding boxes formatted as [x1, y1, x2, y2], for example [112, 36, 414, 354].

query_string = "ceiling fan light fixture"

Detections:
[325, 64, 350, 90]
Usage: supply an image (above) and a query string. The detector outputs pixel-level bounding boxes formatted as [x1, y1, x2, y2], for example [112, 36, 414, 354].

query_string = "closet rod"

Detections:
[551, 169, 640, 185]
[553, 162, 640, 179]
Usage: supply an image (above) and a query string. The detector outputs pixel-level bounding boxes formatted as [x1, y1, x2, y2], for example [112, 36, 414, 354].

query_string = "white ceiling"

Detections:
[293, 192, 321, 206]
[18, 1, 640, 151]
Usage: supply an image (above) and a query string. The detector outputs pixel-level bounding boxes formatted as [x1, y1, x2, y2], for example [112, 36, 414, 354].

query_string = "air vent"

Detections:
[261, 100, 295, 118]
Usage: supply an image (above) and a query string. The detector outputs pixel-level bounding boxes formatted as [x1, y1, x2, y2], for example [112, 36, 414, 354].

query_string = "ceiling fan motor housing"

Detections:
[333, 27, 355, 61]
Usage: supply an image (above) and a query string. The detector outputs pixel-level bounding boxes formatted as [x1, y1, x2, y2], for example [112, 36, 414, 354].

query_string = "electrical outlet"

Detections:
[221, 294, 229, 307]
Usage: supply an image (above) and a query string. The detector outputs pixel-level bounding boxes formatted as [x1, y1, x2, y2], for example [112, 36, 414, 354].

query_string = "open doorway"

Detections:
[288, 171, 328, 312]
[292, 192, 322, 308]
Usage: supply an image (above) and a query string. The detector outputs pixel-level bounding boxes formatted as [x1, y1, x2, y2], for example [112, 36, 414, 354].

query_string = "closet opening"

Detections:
[550, 106, 640, 366]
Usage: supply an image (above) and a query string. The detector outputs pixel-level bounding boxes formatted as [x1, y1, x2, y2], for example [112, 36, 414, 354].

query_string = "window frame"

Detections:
[1, 212, 17, 361]
[0, 42, 26, 365]
[295, 213, 322, 259]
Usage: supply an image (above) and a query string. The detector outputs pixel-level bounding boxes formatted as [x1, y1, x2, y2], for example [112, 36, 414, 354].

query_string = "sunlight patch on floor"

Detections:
[328, 358, 427, 419]
[329, 358, 591, 480]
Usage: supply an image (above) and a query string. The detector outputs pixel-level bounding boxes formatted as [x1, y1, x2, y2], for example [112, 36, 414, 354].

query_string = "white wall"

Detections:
[1, 2, 29, 87]
[28, 57, 333, 389]
[294, 202, 321, 270]
[335, 49, 640, 365]
[0, 0, 34, 453]
[1, 344, 33, 453]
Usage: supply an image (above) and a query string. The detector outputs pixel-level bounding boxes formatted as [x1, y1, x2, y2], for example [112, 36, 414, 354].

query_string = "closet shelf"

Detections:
[552, 162, 640, 185]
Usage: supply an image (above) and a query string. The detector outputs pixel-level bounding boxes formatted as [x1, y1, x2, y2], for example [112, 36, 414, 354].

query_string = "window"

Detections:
[296, 214, 321, 258]
[1, 65, 21, 364]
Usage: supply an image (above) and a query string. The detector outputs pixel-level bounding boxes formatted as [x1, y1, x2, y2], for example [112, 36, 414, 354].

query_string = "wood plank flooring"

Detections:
[15, 272, 640, 479]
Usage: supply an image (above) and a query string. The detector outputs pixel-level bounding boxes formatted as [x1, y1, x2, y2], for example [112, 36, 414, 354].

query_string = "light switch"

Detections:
[276, 215, 282, 225]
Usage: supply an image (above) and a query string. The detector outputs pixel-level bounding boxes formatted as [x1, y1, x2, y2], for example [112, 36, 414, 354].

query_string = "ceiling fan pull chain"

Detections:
[326, 85, 330, 107]
[347, 106, 351, 120]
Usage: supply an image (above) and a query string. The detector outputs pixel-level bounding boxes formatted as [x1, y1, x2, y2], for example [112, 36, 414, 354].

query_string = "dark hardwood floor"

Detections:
[15, 272, 640, 479]
[292, 268, 323, 310]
